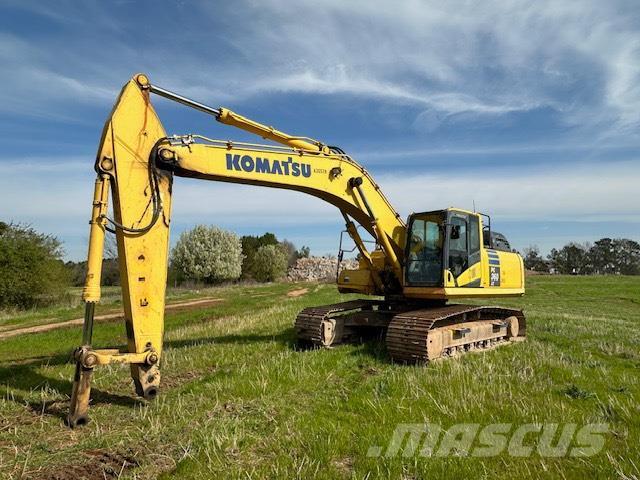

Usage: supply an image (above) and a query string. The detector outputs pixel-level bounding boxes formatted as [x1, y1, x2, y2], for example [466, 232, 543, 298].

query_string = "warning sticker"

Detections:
[489, 266, 501, 286]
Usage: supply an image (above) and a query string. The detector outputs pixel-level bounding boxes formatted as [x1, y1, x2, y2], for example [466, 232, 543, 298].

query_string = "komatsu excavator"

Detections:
[67, 74, 526, 427]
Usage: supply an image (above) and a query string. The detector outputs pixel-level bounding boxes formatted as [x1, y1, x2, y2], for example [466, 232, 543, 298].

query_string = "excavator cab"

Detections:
[405, 209, 483, 287]
[403, 208, 524, 298]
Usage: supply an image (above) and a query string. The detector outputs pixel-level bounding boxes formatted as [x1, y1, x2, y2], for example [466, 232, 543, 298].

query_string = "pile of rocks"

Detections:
[287, 256, 359, 282]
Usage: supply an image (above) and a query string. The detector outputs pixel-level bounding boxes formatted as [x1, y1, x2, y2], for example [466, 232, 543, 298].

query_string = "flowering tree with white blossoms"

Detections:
[171, 225, 243, 283]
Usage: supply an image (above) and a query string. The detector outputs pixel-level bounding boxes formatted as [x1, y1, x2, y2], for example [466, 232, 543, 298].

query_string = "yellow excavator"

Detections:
[67, 74, 526, 427]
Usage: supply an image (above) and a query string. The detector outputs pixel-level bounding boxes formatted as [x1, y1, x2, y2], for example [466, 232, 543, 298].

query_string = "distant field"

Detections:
[0, 276, 638, 479]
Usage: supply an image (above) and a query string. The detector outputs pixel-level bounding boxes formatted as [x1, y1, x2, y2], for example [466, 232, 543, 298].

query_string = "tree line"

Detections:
[523, 238, 640, 275]
[1, 220, 638, 309]
[0, 222, 310, 308]
[66, 226, 311, 289]
[167, 226, 309, 286]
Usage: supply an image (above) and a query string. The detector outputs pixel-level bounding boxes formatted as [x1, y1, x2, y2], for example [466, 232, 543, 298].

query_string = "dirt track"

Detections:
[0, 297, 224, 340]
[286, 288, 309, 297]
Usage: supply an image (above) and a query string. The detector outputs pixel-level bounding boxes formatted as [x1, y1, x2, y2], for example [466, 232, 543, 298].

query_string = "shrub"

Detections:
[171, 225, 243, 283]
[66, 258, 120, 287]
[0, 222, 70, 308]
[251, 244, 288, 282]
[241, 233, 279, 279]
[241, 233, 307, 279]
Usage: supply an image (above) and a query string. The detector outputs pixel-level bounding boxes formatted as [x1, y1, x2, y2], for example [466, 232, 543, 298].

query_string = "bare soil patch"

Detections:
[0, 298, 224, 340]
[32, 449, 139, 480]
[286, 288, 309, 298]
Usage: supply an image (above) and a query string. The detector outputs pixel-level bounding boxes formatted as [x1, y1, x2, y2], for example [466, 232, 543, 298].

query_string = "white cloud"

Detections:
[2, 157, 637, 223]
[0, 32, 119, 120]
[1, 0, 639, 258]
[192, 0, 640, 132]
[1, 0, 639, 134]
[377, 161, 640, 221]
[171, 178, 336, 224]
[171, 160, 640, 223]
[247, 67, 536, 116]
[1, 156, 637, 260]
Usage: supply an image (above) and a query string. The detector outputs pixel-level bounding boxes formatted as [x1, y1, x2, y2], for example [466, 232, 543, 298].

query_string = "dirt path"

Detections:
[0, 297, 224, 340]
[286, 288, 309, 297]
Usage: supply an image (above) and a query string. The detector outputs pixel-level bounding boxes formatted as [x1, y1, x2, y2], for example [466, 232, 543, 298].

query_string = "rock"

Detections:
[287, 256, 359, 282]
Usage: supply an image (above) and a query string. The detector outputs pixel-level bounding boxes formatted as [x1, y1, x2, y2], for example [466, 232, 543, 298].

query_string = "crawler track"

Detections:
[294, 299, 378, 346]
[386, 305, 526, 363]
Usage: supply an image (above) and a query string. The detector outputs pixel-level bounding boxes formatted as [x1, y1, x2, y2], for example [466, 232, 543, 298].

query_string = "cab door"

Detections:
[404, 211, 445, 287]
[446, 211, 481, 287]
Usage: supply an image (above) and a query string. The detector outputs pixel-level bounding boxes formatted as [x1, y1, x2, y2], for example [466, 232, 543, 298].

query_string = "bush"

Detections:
[66, 258, 120, 287]
[241, 233, 279, 279]
[171, 225, 243, 283]
[241, 233, 307, 280]
[251, 244, 288, 282]
[0, 222, 70, 308]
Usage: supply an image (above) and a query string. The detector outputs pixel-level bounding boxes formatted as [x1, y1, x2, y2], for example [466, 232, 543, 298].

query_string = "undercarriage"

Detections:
[294, 299, 525, 362]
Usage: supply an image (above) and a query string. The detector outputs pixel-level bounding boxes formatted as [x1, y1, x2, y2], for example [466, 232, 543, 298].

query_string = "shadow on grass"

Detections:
[348, 337, 389, 361]
[1, 328, 389, 423]
[0, 330, 297, 422]
[165, 327, 387, 354]
[0, 356, 144, 422]
[165, 329, 297, 351]
[165, 327, 392, 363]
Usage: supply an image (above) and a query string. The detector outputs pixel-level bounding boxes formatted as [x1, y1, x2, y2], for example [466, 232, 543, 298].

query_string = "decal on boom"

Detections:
[226, 154, 311, 177]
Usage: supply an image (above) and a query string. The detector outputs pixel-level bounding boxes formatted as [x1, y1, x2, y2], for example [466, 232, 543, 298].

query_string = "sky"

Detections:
[0, 0, 639, 261]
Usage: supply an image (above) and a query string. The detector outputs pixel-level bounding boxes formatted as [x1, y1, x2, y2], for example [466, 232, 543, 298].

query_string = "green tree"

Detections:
[241, 232, 279, 279]
[577, 238, 640, 275]
[65, 258, 120, 287]
[171, 225, 243, 284]
[251, 244, 288, 282]
[548, 243, 588, 274]
[612, 239, 640, 275]
[0, 222, 70, 308]
[587, 238, 616, 274]
[522, 245, 549, 272]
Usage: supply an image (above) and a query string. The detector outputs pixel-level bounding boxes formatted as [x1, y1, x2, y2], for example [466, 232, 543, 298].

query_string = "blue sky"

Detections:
[0, 0, 639, 260]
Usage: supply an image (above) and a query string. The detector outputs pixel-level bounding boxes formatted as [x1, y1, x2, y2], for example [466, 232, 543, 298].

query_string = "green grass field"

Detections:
[0, 276, 638, 479]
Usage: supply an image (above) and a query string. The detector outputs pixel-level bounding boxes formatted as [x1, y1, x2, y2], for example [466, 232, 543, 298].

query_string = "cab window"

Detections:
[448, 215, 468, 277]
[406, 213, 444, 285]
[469, 214, 480, 265]
[448, 213, 481, 279]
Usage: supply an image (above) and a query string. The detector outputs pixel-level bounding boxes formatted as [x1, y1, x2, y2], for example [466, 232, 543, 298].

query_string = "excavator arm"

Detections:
[68, 74, 406, 426]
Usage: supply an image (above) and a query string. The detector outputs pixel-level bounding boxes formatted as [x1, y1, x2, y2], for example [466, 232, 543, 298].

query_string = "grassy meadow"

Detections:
[0, 276, 638, 479]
